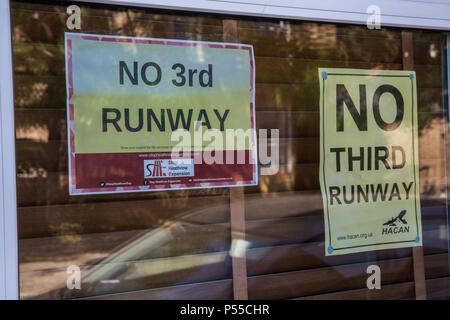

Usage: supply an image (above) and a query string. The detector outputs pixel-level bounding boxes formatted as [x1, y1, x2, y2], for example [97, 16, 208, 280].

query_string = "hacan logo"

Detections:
[145, 160, 166, 178]
[382, 210, 409, 235]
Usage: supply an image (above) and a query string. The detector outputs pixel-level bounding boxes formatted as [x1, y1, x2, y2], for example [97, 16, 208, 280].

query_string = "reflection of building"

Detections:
[419, 118, 447, 204]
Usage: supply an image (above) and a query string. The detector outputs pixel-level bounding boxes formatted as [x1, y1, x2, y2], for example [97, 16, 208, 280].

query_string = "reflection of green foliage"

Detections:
[275, 87, 282, 109]
[13, 43, 65, 76]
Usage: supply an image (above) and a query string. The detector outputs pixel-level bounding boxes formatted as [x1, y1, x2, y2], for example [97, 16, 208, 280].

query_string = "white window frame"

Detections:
[0, 0, 449, 300]
[0, 0, 18, 300]
[82, 0, 450, 30]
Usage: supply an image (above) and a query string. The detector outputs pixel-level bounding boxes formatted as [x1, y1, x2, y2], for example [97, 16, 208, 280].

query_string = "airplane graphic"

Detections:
[382, 210, 407, 227]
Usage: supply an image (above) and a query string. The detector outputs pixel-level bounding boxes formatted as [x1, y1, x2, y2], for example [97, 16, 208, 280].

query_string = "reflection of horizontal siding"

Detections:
[15, 135, 446, 173]
[19, 231, 447, 299]
[14, 108, 445, 141]
[299, 276, 450, 300]
[296, 281, 415, 300]
[248, 256, 414, 299]
[17, 193, 447, 240]
[15, 167, 448, 207]
[12, 1, 449, 300]
[22, 252, 233, 299]
[12, 75, 444, 112]
[426, 277, 450, 300]
[11, 4, 223, 45]
[81, 280, 233, 300]
[18, 212, 448, 270]
[82, 253, 447, 300]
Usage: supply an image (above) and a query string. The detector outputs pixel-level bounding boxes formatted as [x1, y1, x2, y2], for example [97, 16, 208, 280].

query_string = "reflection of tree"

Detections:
[13, 2, 233, 299]
[418, 117, 447, 204]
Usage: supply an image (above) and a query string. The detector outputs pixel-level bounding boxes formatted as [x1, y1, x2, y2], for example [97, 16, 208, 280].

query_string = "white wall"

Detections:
[83, 0, 450, 30]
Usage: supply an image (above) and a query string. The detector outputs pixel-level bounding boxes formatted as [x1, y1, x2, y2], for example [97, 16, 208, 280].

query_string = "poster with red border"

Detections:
[65, 33, 257, 195]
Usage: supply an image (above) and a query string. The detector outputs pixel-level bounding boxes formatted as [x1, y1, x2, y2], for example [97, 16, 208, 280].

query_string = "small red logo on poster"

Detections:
[145, 160, 166, 178]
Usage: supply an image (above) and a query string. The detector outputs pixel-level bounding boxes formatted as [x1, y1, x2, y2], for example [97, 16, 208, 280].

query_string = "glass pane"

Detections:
[11, 0, 449, 299]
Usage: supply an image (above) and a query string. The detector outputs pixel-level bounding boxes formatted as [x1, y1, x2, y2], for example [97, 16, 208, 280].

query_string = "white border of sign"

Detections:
[65, 33, 257, 195]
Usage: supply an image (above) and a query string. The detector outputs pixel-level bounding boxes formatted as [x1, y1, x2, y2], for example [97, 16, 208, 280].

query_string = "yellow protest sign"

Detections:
[65, 33, 257, 195]
[319, 68, 422, 256]
[69, 36, 253, 154]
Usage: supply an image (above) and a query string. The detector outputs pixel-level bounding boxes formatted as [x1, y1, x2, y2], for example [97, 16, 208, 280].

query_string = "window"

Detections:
[11, 0, 449, 299]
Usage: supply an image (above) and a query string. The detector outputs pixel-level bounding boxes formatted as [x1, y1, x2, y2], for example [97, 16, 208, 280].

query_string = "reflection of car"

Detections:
[33, 191, 447, 300]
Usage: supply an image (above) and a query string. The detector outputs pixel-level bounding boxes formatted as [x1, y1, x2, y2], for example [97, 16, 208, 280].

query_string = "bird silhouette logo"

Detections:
[383, 210, 407, 227]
